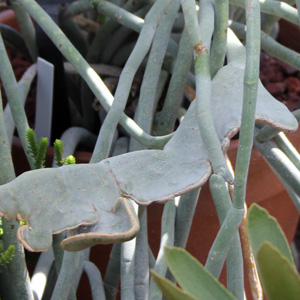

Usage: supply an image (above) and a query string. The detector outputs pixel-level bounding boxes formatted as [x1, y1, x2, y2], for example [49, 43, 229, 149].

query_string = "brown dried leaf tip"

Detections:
[194, 44, 206, 55]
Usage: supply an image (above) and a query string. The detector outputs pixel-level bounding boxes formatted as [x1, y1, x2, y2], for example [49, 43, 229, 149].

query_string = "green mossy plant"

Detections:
[27, 129, 76, 169]
[26, 128, 48, 169]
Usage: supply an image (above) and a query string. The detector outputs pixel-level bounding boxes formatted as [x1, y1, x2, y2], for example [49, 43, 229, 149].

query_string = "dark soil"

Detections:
[260, 51, 300, 111]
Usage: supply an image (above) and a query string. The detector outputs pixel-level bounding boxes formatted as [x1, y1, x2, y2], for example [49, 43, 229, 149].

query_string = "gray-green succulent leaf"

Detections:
[0, 31, 297, 252]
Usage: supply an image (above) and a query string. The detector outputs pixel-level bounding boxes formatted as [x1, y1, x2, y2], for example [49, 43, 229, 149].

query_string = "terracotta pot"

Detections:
[0, 10, 20, 31]
[278, 18, 300, 53]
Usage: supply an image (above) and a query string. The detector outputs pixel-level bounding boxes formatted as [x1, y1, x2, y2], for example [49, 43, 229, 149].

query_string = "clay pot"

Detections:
[0, 10, 20, 31]
[278, 19, 300, 53]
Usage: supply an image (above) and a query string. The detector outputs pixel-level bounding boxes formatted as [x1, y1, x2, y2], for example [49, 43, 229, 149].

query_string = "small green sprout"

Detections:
[63, 155, 76, 165]
[27, 130, 76, 169]
[26, 129, 48, 169]
[53, 139, 64, 167]
[53, 140, 76, 167]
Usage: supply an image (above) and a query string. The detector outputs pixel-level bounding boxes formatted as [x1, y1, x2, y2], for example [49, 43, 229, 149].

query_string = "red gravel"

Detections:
[260, 52, 300, 111]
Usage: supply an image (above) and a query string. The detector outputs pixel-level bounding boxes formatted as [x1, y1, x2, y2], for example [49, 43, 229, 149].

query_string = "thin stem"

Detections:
[274, 132, 300, 171]
[230, 0, 299, 26]
[134, 206, 149, 299]
[4, 63, 37, 147]
[165, 188, 201, 284]
[100, 5, 150, 64]
[11, 0, 38, 61]
[296, 0, 300, 19]
[83, 261, 106, 300]
[80, 0, 148, 131]
[149, 200, 176, 300]
[52, 234, 65, 275]
[210, 0, 229, 77]
[260, 29, 300, 70]
[0, 24, 31, 61]
[254, 133, 300, 201]
[208, 174, 244, 300]
[174, 188, 201, 249]
[0, 90, 33, 299]
[260, 0, 295, 34]
[225, 157, 246, 300]
[198, 0, 215, 45]
[51, 252, 81, 300]
[31, 249, 55, 300]
[16, 0, 172, 149]
[232, 0, 260, 209]
[62, 0, 95, 19]
[230, 21, 300, 71]
[121, 209, 137, 300]
[63, 62, 122, 77]
[205, 205, 245, 278]
[0, 31, 34, 169]
[182, 0, 233, 183]
[104, 244, 121, 300]
[59, 16, 88, 57]
[277, 177, 300, 214]
[86, 0, 147, 63]
[155, 27, 193, 135]
[226, 230, 244, 299]
[91, 0, 173, 162]
[181, 0, 203, 45]
[131, 0, 180, 148]
[96, 1, 145, 35]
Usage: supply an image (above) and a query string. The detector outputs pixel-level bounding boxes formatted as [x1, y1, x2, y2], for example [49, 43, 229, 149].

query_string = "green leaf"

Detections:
[150, 270, 197, 300]
[247, 203, 294, 266]
[257, 242, 300, 300]
[164, 247, 236, 300]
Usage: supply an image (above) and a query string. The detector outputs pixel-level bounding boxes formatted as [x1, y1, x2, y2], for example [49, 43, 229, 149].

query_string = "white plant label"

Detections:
[35, 57, 54, 144]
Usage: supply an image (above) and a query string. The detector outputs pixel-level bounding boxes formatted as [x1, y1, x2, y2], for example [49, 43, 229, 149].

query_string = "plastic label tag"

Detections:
[35, 57, 54, 144]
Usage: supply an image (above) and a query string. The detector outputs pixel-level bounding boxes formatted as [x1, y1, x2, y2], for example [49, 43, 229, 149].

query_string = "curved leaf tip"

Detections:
[256, 242, 300, 300]
[247, 203, 294, 265]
